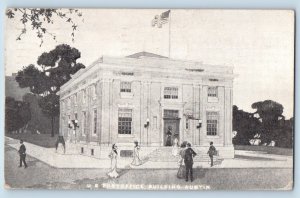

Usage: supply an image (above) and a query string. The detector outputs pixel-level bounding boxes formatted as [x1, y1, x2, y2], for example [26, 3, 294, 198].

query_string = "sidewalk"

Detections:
[6, 137, 293, 169]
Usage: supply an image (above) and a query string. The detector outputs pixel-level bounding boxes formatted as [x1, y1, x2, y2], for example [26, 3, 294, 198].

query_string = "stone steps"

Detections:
[148, 147, 220, 162]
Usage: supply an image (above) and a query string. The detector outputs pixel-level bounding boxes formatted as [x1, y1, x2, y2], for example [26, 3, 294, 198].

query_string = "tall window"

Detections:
[82, 111, 86, 136]
[62, 101, 65, 111]
[67, 98, 71, 108]
[186, 118, 189, 129]
[93, 109, 97, 135]
[118, 109, 132, 134]
[82, 89, 86, 104]
[207, 112, 218, 136]
[74, 93, 77, 105]
[120, 82, 131, 93]
[92, 84, 97, 99]
[208, 86, 218, 97]
[153, 116, 157, 129]
[164, 87, 178, 99]
[74, 113, 78, 120]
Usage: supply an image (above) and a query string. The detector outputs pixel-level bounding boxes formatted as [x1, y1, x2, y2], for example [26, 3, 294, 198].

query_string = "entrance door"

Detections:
[163, 110, 180, 146]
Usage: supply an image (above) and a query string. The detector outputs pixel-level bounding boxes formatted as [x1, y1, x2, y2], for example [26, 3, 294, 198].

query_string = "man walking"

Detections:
[207, 141, 216, 167]
[184, 142, 197, 182]
[18, 140, 27, 168]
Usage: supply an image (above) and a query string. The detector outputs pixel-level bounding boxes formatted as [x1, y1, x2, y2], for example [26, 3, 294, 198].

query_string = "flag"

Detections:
[151, 10, 171, 28]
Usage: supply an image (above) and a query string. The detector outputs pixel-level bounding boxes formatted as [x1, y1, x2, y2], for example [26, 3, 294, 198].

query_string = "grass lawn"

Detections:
[234, 145, 293, 156]
[6, 133, 58, 148]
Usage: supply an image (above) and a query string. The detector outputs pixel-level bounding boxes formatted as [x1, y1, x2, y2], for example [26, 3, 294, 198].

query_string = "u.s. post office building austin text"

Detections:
[59, 52, 236, 159]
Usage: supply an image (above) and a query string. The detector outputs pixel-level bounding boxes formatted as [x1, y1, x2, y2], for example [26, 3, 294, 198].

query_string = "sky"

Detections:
[5, 9, 294, 118]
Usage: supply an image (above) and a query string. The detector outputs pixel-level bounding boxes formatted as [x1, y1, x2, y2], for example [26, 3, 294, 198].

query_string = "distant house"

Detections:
[59, 52, 236, 158]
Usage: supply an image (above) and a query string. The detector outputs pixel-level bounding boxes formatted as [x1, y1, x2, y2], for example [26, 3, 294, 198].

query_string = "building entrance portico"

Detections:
[163, 110, 180, 146]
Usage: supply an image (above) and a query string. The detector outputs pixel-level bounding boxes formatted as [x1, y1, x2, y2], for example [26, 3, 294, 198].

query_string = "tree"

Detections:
[37, 44, 86, 92]
[15, 44, 86, 137]
[38, 94, 60, 137]
[6, 8, 83, 46]
[274, 117, 294, 148]
[251, 100, 285, 145]
[232, 105, 262, 145]
[23, 93, 59, 135]
[15, 64, 50, 94]
[5, 97, 31, 133]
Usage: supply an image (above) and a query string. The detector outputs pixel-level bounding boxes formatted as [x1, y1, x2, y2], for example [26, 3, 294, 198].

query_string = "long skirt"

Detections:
[166, 136, 172, 146]
[107, 158, 119, 178]
[177, 165, 186, 179]
[131, 155, 142, 166]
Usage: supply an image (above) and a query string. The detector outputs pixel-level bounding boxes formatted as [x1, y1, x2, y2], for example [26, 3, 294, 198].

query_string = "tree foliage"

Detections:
[15, 64, 50, 94]
[5, 97, 31, 133]
[252, 100, 285, 145]
[38, 94, 60, 137]
[6, 8, 83, 46]
[37, 44, 86, 92]
[38, 94, 60, 118]
[16, 44, 85, 95]
[232, 100, 293, 148]
[15, 44, 85, 136]
[232, 105, 262, 145]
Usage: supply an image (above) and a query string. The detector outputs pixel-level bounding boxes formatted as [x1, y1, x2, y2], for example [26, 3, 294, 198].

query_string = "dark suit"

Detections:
[184, 147, 197, 181]
[18, 144, 27, 168]
[207, 145, 216, 167]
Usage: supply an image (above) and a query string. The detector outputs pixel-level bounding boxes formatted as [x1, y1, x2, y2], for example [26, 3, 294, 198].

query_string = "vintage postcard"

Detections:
[4, 9, 294, 190]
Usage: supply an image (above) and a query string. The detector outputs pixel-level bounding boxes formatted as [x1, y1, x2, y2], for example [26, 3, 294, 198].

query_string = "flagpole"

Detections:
[169, 10, 171, 58]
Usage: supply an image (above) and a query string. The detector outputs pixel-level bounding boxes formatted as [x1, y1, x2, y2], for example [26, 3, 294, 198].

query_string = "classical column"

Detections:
[224, 87, 233, 146]
[199, 85, 203, 146]
[141, 81, 150, 146]
[109, 79, 113, 145]
[147, 82, 151, 145]
[101, 79, 112, 145]
[193, 84, 201, 145]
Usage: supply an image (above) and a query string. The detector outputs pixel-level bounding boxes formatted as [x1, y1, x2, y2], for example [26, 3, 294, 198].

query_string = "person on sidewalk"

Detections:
[184, 142, 197, 182]
[55, 135, 66, 154]
[172, 135, 179, 156]
[165, 126, 173, 146]
[18, 140, 27, 168]
[207, 141, 217, 167]
[177, 141, 187, 179]
[107, 144, 119, 178]
[131, 141, 142, 166]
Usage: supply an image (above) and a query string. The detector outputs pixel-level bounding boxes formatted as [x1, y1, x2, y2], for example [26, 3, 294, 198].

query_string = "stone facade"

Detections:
[59, 52, 235, 158]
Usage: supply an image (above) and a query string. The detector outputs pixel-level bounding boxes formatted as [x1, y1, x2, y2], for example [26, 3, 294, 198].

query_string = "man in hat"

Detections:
[207, 141, 216, 167]
[18, 140, 27, 168]
[184, 142, 197, 182]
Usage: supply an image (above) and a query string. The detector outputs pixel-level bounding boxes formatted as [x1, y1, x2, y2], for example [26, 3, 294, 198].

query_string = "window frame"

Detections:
[120, 81, 132, 93]
[163, 87, 178, 99]
[74, 93, 78, 106]
[118, 108, 133, 135]
[92, 84, 97, 100]
[208, 86, 218, 98]
[82, 89, 86, 104]
[67, 97, 71, 109]
[93, 109, 97, 135]
[82, 111, 86, 136]
[206, 111, 219, 136]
